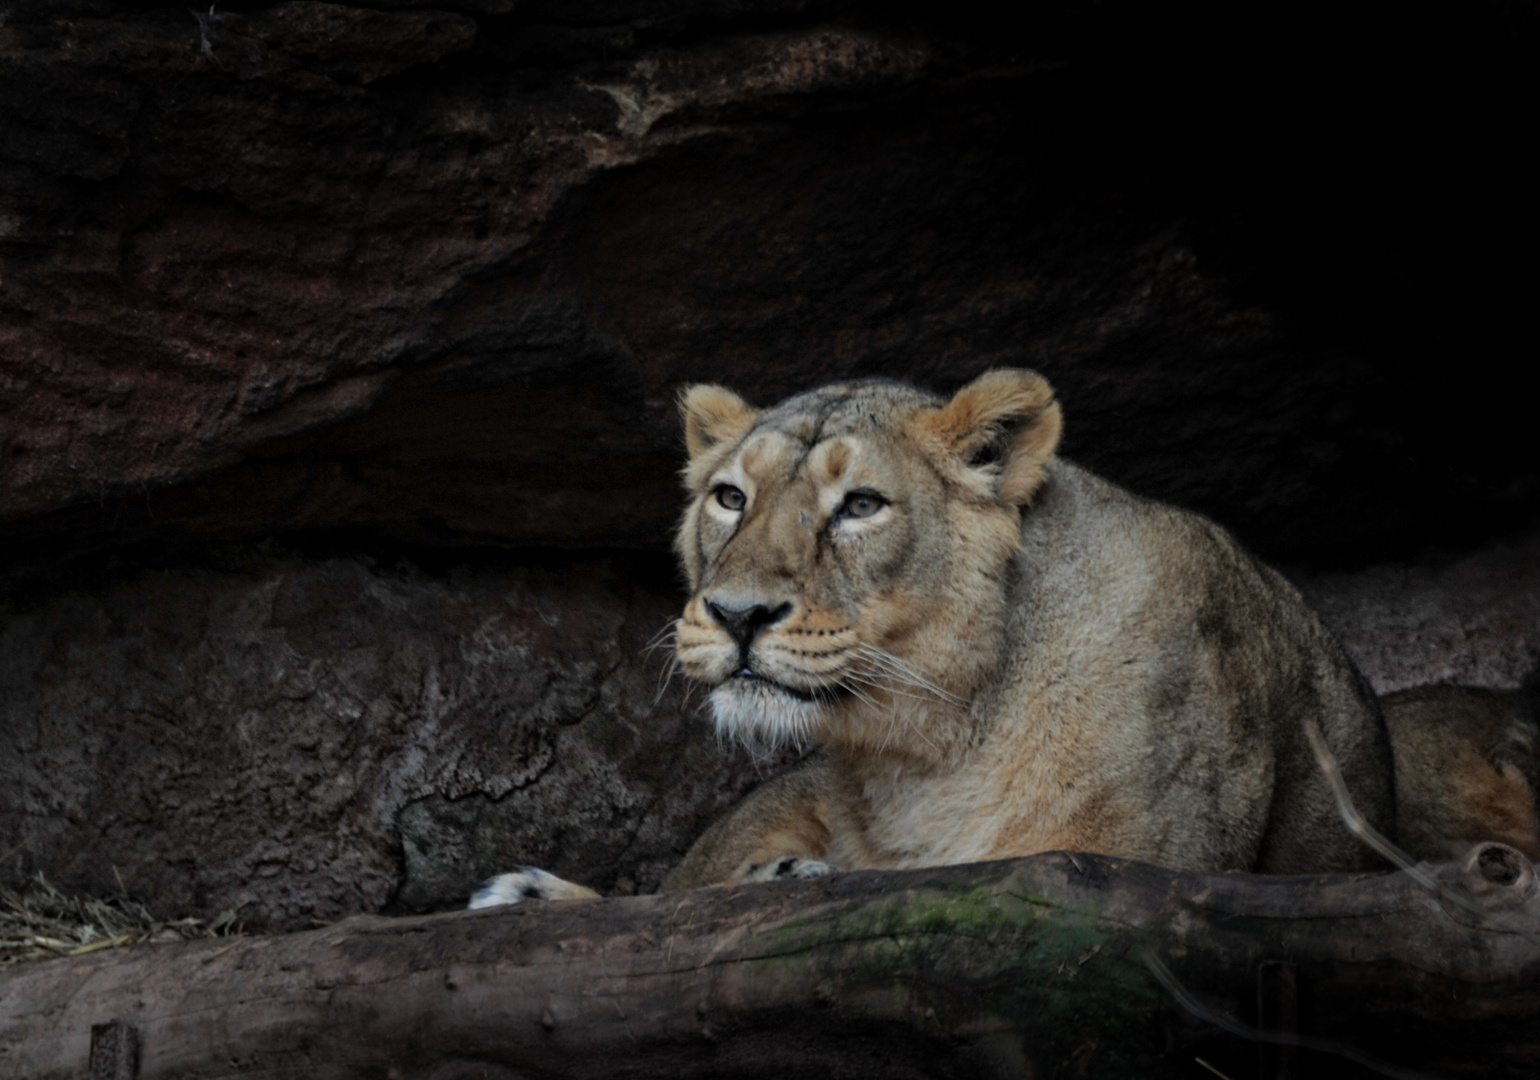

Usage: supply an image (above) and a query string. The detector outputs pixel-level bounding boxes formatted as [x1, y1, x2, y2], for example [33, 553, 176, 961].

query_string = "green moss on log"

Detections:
[741, 875, 1166, 1070]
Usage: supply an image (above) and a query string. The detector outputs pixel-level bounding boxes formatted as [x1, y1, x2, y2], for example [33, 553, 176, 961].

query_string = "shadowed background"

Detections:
[1, 0, 1536, 930]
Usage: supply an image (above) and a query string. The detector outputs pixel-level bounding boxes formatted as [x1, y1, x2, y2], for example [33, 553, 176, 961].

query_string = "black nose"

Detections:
[705, 601, 792, 652]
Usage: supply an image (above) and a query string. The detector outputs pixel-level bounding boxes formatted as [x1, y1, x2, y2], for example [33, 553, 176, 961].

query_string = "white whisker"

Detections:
[653, 652, 682, 707]
[853, 645, 967, 706]
[835, 670, 945, 755]
[641, 620, 680, 654]
[844, 670, 933, 703]
[833, 679, 879, 710]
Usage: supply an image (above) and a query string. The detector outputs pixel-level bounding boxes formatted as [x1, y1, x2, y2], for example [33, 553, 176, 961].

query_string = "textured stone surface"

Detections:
[0, 546, 793, 930]
[3, 522, 1535, 931]
[1292, 523, 1540, 695]
[2, 2, 1536, 565]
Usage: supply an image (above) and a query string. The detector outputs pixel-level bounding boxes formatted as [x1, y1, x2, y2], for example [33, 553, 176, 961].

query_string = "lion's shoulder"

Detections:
[1017, 459, 1294, 626]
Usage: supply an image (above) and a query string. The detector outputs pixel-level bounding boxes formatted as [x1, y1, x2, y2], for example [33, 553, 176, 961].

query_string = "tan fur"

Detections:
[662, 757, 833, 889]
[1382, 685, 1540, 861]
[665, 371, 1399, 887]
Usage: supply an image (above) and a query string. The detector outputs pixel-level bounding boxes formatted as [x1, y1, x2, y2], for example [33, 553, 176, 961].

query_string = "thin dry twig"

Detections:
[1303, 718, 1540, 947]
[1193, 1058, 1235, 1080]
[1141, 948, 1434, 1080]
[1141, 719, 1540, 1079]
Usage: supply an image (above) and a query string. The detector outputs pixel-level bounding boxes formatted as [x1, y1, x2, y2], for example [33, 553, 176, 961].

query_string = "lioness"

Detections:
[473, 369, 1410, 907]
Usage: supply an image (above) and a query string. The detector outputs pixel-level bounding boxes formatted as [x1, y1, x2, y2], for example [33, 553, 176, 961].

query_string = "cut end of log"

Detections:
[1459, 841, 1535, 907]
[89, 1019, 138, 1080]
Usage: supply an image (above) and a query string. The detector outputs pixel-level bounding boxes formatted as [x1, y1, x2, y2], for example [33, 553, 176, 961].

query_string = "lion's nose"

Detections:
[705, 600, 792, 652]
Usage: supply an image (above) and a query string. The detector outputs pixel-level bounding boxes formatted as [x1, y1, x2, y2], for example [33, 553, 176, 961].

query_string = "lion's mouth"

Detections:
[710, 668, 848, 747]
[730, 669, 849, 705]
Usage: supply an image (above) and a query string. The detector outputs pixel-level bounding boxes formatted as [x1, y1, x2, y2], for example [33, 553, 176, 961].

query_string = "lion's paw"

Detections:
[468, 868, 601, 909]
[744, 856, 836, 883]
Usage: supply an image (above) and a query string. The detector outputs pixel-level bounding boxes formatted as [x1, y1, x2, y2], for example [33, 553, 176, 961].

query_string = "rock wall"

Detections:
[0, 547, 795, 930]
[3, 1, 1536, 565]
[1291, 525, 1540, 696]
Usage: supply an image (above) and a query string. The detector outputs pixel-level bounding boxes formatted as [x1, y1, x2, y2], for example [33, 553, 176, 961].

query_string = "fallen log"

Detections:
[2, 846, 1538, 1080]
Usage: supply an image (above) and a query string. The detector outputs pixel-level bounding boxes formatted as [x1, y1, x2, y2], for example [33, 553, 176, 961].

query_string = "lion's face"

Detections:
[672, 372, 1062, 754]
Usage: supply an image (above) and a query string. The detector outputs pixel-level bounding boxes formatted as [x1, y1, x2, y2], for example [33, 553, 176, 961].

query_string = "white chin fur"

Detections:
[710, 679, 821, 748]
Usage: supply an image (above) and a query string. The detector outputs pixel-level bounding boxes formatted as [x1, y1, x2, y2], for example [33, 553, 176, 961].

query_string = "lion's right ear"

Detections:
[917, 369, 1063, 507]
[679, 384, 760, 461]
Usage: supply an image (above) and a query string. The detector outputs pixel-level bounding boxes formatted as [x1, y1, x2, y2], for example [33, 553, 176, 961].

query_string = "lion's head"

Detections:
[672, 370, 1063, 756]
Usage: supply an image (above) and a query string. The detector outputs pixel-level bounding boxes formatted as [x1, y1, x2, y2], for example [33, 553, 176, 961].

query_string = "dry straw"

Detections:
[0, 873, 240, 965]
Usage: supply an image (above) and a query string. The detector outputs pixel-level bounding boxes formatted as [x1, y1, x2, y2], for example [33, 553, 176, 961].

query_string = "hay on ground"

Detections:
[0, 874, 240, 965]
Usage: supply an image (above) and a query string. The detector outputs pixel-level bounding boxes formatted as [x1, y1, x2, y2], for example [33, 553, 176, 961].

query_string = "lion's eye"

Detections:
[714, 485, 747, 511]
[841, 491, 887, 519]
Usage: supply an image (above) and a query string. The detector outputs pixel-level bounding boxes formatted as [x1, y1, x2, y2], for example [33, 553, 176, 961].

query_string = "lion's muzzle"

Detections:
[704, 598, 792, 671]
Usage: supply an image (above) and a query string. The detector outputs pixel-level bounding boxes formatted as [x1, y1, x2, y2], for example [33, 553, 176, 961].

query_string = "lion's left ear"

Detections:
[919, 369, 1063, 507]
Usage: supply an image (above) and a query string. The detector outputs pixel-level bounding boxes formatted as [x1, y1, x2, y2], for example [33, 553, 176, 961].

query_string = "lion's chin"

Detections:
[708, 675, 826, 748]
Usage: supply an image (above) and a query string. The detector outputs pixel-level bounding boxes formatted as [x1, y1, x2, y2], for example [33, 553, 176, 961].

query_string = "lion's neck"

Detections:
[817, 467, 1088, 865]
[823, 736, 1008, 868]
[825, 601, 1012, 764]
[821, 461, 1157, 870]
[821, 698, 973, 763]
